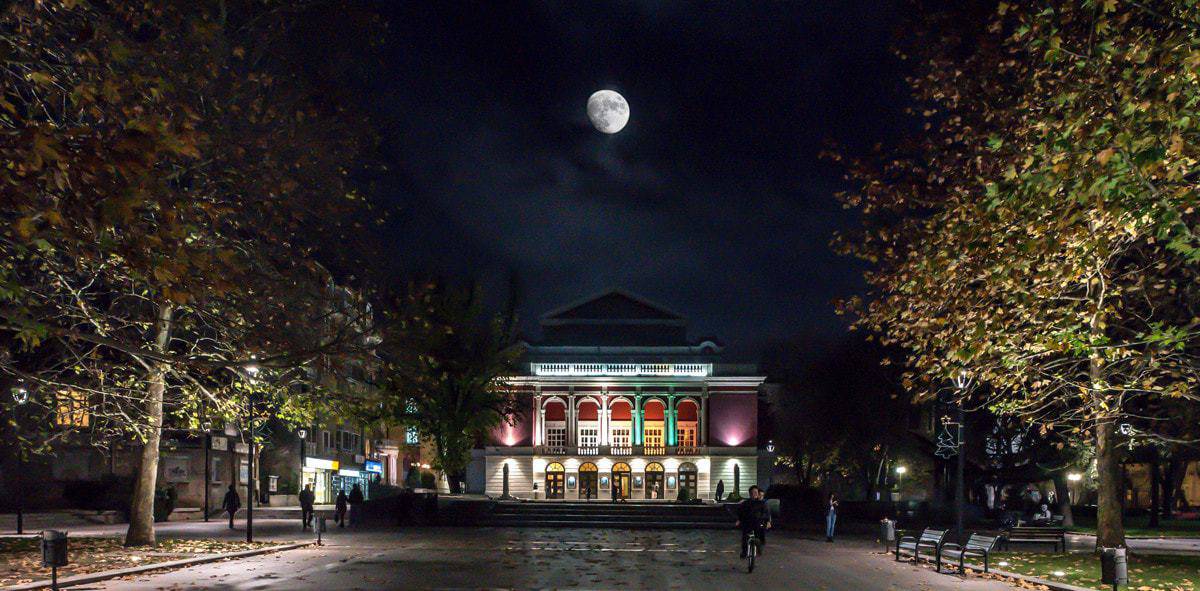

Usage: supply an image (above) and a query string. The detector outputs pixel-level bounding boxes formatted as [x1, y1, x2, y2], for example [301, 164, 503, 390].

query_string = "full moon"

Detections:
[587, 90, 629, 134]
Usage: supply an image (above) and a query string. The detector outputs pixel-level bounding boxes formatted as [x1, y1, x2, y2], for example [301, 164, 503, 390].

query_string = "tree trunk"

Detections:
[1148, 453, 1161, 528]
[1053, 472, 1075, 527]
[1094, 419, 1126, 549]
[124, 302, 174, 547]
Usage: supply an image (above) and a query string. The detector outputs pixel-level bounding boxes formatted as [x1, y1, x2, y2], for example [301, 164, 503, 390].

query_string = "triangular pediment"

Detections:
[541, 289, 685, 322]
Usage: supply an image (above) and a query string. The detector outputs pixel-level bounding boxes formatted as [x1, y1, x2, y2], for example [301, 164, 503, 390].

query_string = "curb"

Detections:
[3, 541, 312, 590]
[960, 562, 1098, 591]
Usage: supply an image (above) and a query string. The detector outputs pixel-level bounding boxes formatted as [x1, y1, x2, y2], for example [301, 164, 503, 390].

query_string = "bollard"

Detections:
[880, 519, 896, 551]
[1100, 547, 1128, 590]
[317, 516, 327, 546]
[41, 530, 68, 591]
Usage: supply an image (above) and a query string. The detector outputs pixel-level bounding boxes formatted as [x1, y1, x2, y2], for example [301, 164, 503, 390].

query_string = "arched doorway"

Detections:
[645, 462, 665, 499]
[577, 400, 600, 452]
[579, 463, 598, 500]
[611, 462, 631, 500]
[676, 399, 699, 449]
[545, 462, 565, 499]
[609, 399, 633, 452]
[643, 399, 666, 453]
[679, 462, 698, 500]
[543, 400, 567, 452]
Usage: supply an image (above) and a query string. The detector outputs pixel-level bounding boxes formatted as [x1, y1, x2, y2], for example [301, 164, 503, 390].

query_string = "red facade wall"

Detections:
[707, 393, 757, 447]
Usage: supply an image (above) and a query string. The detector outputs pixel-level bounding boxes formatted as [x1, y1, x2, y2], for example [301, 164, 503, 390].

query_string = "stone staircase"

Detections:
[480, 501, 735, 529]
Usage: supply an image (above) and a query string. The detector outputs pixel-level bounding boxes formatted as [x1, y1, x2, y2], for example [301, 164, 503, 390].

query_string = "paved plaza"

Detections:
[82, 527, 1021, 590]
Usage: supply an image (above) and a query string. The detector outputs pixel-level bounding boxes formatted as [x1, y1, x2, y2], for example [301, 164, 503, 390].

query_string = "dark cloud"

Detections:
[340, 1, 909, 358]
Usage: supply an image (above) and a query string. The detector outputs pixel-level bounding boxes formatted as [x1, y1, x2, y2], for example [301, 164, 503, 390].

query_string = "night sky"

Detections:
[338, 2, 913, 358]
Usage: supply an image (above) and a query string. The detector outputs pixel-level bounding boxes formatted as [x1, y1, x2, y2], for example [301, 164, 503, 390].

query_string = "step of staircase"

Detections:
[479, 501, 736, 529]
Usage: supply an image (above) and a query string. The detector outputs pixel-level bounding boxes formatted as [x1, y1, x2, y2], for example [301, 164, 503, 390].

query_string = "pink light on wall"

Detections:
[708, 394, 757, 447]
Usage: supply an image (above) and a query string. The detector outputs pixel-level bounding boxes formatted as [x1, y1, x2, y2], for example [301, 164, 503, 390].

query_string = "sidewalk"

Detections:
[1, 518, 326, 543]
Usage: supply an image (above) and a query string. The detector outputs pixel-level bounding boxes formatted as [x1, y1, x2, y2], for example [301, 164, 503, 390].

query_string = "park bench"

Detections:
[1002, 526, 1066, 552]
[938, 533, 1000, 573]
[895, 528, 947, 564]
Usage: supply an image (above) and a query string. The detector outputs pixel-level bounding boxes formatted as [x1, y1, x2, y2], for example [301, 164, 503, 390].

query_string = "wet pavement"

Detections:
[82, 527, 1022, 590]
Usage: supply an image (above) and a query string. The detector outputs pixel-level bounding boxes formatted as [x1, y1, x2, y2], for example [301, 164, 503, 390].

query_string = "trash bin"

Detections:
[880, 519, 896, 549]
[41, 530, 68, 568]
[1100, 547, 1128, 586]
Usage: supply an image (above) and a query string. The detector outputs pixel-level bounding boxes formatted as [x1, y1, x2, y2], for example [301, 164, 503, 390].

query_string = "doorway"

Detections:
[679, 462, 698, 500]
[612, 462, 631, 500]
[645, 462, 665, 499]
[545, 462, 565, 499]
[579, 463, 598, 500]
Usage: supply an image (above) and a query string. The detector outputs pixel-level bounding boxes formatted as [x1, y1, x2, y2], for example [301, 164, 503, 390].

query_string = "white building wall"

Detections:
[484, 456, 534, 498]
[709, 456, 758, 499]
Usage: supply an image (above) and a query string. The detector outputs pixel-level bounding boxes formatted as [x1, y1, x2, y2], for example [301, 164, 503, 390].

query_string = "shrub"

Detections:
[420, 471, 436, 489]
[676, 486, 692, 504]
[725, 492, 743, 502]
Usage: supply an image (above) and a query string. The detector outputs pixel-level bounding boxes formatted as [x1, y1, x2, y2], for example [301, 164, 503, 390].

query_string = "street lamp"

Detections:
[1067, 472, 1083, 504]
[10, 385, 28, 534]
[895, 465, 907, 495]
[244, 362, 259, 543]
[297, 428, 308, 493]
[951, 369, 972, 543]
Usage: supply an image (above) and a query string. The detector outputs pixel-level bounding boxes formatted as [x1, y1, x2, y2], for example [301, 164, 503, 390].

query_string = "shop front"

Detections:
[332, 467, 371, 500]
[303, 457, 338, 504]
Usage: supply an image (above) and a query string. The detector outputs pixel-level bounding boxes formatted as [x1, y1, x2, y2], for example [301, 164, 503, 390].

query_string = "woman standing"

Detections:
[825, 493, 839, 542]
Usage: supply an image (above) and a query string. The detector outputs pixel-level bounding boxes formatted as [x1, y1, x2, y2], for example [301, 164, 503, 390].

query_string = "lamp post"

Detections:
[951, 369, 972, 543]
[245, 363, 259, 543]
[297, 428, 307, 494]
[10, 385, 29, 534]
[895, 465, 907, 498]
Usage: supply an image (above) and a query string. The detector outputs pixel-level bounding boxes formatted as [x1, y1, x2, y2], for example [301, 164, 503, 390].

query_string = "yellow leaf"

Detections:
[1097, 148, 1116, 165]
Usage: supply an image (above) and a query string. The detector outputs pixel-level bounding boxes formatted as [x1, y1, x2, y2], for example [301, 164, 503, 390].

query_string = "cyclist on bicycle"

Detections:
[734, 485, 772, 558]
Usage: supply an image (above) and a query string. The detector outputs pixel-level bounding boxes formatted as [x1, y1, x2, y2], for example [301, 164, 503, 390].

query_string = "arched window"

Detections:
[645, 462, 664, 472]
[678, 462, 698, 473]
[611, 462, 631, 473]
[579, 462, 598, 472]
[546, 462, 565, 473]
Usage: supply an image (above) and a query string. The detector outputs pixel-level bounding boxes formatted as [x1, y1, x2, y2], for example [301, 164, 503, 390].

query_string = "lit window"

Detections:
[55, 390, 90, 427]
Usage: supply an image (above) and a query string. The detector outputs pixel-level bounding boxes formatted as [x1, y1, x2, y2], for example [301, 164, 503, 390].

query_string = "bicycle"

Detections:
[745, 530, 759, 573]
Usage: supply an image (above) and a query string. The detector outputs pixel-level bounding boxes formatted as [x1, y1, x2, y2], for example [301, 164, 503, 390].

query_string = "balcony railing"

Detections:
[534, 445, 707, 457]
[531, 363, 711, 377]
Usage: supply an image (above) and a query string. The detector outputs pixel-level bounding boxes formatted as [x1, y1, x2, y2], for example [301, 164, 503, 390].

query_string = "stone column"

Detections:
[699, 392, 708, 447]
[537, 407, 546, 447]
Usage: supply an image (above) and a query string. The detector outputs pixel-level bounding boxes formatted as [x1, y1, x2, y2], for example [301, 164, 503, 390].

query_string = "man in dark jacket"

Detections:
[299, 484, 316, 529]
[734, 486, 772, 558]
[348, 484, 365, 526]
[220, 485, 241, 530]
[335, 489, 348, 527]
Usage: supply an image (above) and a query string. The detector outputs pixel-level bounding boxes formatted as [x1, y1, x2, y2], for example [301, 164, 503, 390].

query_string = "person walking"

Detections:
[221, 485, 241, 530]
[826, 493, 839, 542]
[348, 483, 365, 526]
[299, 484, 316, 529]
[335, 489, 348, 527]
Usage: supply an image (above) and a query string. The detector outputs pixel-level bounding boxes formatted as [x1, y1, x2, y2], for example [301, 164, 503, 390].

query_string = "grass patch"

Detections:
[0, 536, 275, 587]
[990, 551, 1199, 590]
[1068, 515, 1200, 538]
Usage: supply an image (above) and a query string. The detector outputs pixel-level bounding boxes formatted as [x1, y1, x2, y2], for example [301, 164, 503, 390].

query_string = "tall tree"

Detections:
[835, 0, 1200, 549]
[376, 281, 523, 494]
[1, 0, 384, 545]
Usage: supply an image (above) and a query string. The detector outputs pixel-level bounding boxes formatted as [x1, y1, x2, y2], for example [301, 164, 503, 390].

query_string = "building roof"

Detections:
[540, 289, 686, 325]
